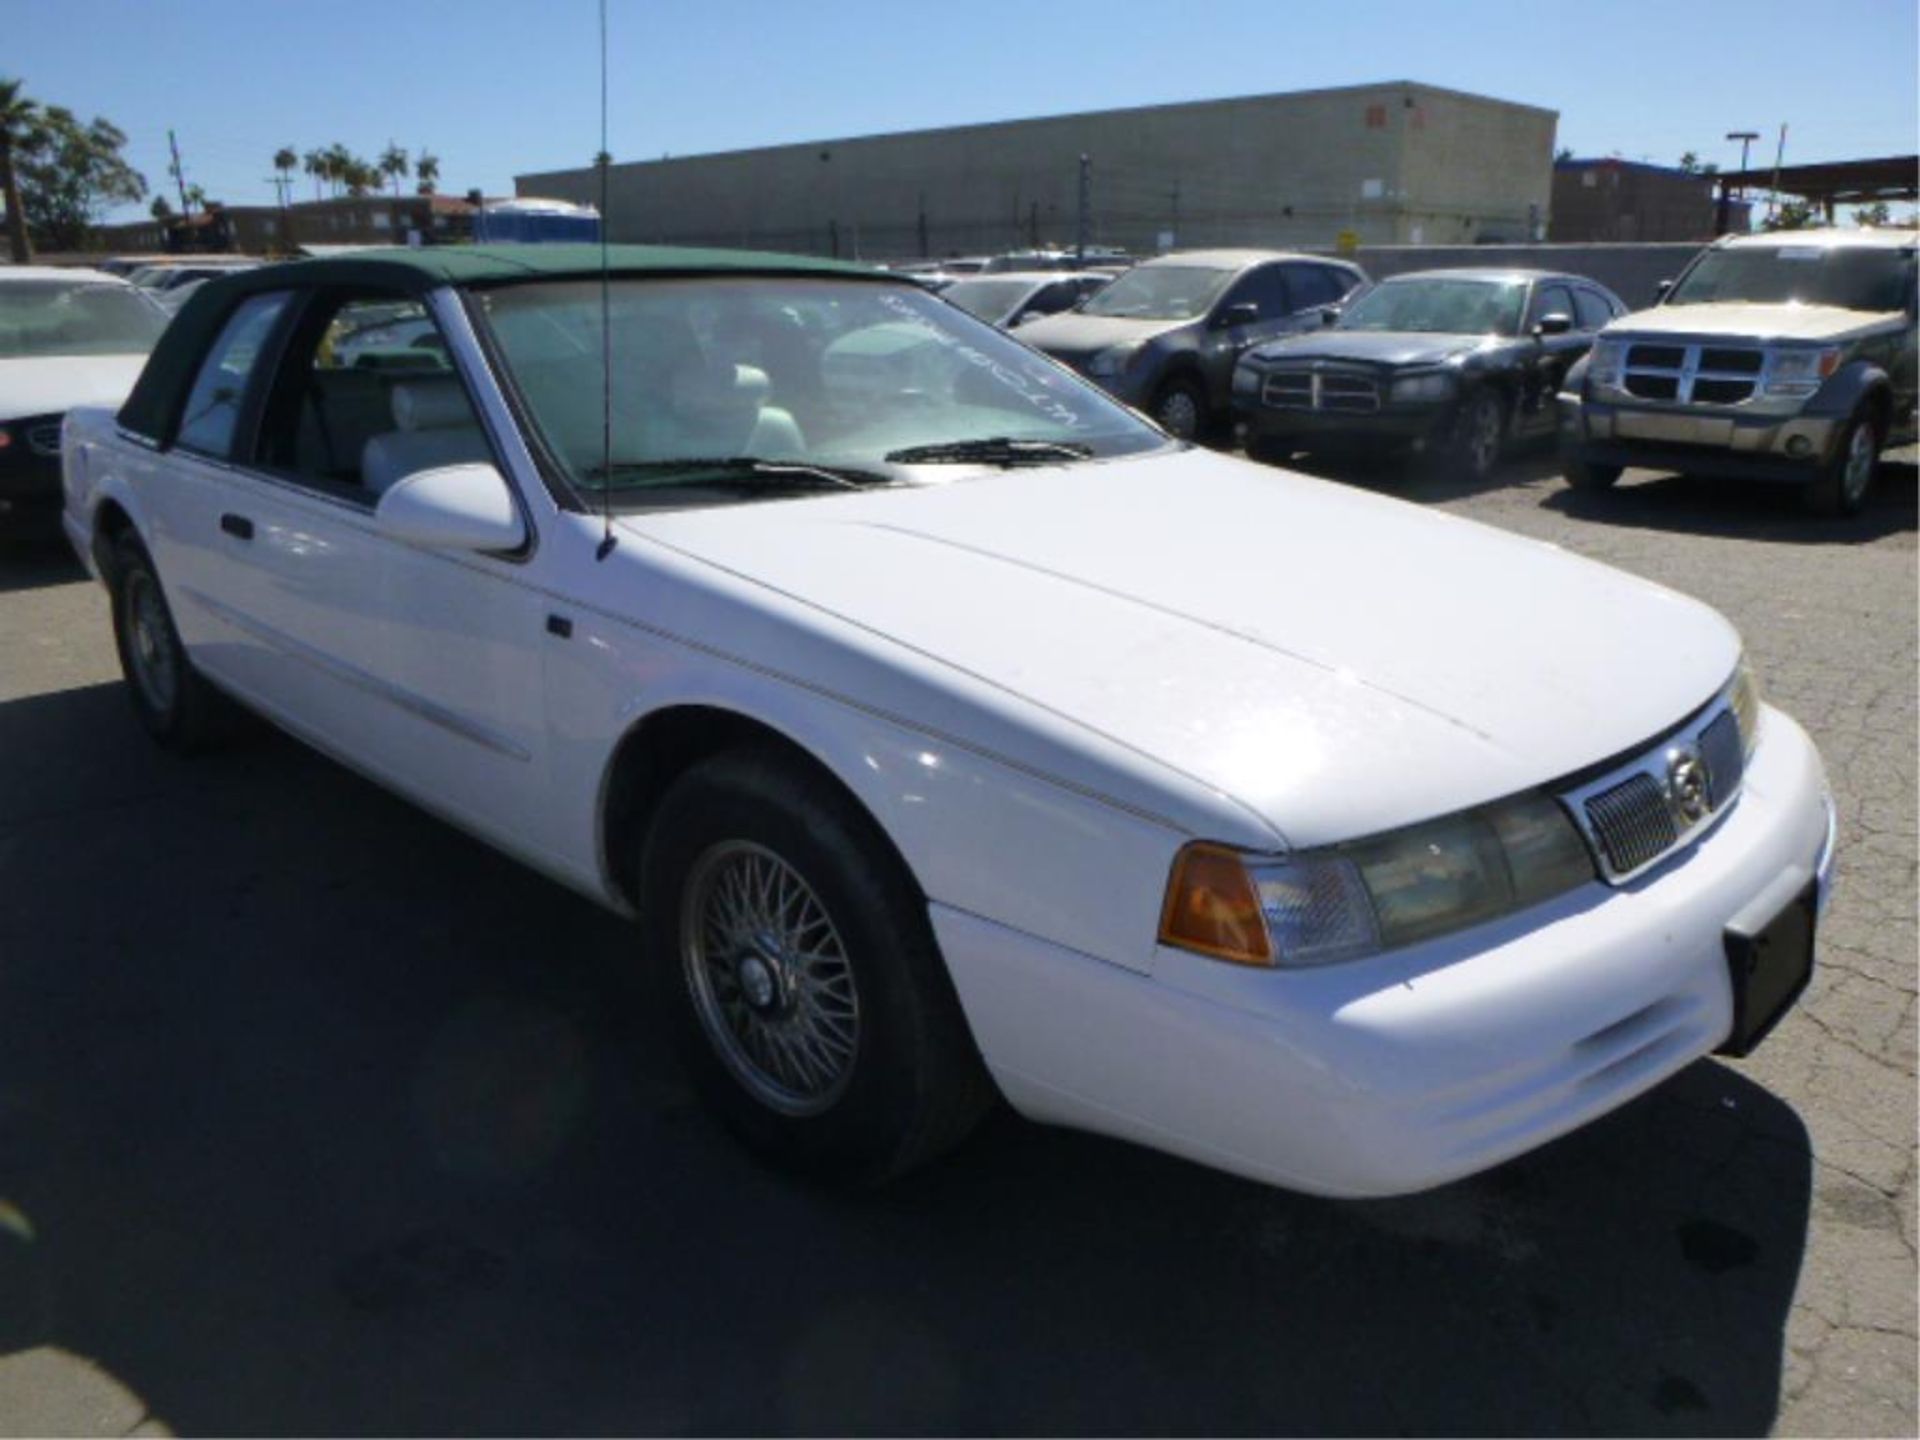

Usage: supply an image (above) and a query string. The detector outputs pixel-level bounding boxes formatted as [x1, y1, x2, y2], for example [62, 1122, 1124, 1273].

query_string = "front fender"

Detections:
[1806, 359, 1890, 421]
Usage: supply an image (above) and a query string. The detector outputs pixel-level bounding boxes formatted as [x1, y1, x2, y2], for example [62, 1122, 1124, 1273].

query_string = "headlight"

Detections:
[1086, 345, 1139, 378]
[1232, 364, 1261, 397]
[1763, 346, 1841, 397]
[1729, 659, 1762, 757]
[1390, 372, 1456, 404]
[1159, 792, 1595, 968]
[1588, 338, 1626, 390]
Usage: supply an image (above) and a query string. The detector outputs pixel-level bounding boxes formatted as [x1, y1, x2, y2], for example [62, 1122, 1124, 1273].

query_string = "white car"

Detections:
[60, 248, 1835, 1195]
[942, 270, 1111, 329]
[1, 266, 168, 536]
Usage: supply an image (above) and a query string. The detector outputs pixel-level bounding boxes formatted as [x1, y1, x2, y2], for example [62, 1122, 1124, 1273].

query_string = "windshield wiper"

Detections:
[884, 437, 1094, 466]
[582, 457, 893, 492]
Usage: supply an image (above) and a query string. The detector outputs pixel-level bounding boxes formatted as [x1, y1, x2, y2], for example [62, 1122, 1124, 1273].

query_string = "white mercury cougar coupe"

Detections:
[61, 247, 1835, 1195]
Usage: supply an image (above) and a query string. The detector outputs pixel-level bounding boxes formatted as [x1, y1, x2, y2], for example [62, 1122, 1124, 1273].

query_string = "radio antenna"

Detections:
[594, 0, 617, 560]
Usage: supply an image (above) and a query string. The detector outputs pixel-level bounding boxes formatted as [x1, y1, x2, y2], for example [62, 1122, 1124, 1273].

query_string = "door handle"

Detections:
[220, 513, 254, 541]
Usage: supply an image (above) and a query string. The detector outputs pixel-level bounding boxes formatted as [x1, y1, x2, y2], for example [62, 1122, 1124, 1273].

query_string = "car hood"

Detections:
[1016, 312, 1184, 362]
[624, 450, 1738, 847]
[1614, 302, 1899, 342]
[1248, 330, 1485, 368]
[0, 354, 148, 423]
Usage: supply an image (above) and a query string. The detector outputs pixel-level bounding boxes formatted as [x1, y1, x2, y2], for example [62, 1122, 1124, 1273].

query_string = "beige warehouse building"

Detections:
[517, 80, 1557, 260]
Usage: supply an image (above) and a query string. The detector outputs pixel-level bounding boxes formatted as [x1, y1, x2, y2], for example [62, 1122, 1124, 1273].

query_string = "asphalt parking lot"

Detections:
[0, 450, 1913, 1437]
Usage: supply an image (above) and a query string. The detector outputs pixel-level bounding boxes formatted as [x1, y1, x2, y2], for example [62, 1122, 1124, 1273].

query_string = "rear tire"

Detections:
[1804, 410, 1880, 516]
[1563, 455, 1624, 492]
[107, 532, 241, 753]
[638, 746, 995, 1185]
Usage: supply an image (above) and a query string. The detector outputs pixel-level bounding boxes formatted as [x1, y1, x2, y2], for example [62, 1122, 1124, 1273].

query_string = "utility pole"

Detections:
[168, 129, 191, 216]
[1075, 153, 1091, 263]
[1767, 123, 1788, 224]
[1720, 130, 1759, 235]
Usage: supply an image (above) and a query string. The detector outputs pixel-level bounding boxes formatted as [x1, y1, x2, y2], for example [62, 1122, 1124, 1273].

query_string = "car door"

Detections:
[1203, 264, 1302, 403]
[211, 287, 556, 853]
[1518, 281, 1586, 433]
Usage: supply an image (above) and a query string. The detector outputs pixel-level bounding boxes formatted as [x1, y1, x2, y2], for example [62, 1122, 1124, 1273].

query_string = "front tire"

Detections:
[107, 532, 239, 753]
[1447, 390, 1507, 482]
[1151, 377, 1207, 442]
[1804, 410, 1880, 516]
[639, 747, 995, 1184]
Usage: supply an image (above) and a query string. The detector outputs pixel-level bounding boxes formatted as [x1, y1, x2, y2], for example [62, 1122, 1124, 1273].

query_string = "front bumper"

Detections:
[1236, 395, 1454, 450]
[1560, 390, 1839, 483]
[936, 706, 1832, 1197]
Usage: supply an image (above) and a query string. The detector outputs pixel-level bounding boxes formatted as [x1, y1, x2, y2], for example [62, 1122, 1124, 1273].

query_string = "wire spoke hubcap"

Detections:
[1159, 391, 1199, 438]
[125, 572, 177, 713]
[681, 840, 859, 1116]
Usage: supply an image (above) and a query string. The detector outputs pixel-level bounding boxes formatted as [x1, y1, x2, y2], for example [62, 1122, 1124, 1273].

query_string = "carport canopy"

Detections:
[1715, 154, 1918, 230]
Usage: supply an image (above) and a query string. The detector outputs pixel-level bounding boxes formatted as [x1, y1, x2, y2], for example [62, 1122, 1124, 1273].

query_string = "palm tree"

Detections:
[378, 142, 408, 197]
[272, 145, 297, 206]
[0, 77, 40, 263]
[324, 144, 353, 197]
[414, 149, 439, 195]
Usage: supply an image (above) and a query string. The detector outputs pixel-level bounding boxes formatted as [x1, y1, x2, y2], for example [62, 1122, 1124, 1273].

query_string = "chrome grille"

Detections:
[1558, 683, 1750, 883]
[1584, 775, 1678, 876]
[1620, 342, 1763, 407]
[1259, 369, 1379, 413]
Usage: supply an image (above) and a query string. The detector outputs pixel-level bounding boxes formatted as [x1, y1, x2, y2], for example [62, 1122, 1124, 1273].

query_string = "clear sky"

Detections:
[7, 0, 1916, 222]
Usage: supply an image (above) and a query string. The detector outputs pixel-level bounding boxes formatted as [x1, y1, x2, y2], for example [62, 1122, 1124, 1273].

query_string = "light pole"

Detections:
[1721, 131, 1760, 235]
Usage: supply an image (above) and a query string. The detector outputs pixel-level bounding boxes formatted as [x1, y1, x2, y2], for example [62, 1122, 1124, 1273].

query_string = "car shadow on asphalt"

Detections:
[1243, 438, 1569, 506]
[0, 530, 85, 595]
[0, 682, 1812, 1436]
[1545, 461, 1919, 545]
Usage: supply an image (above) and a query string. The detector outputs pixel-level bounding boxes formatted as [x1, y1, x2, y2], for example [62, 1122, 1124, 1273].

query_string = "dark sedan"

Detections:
[1017, 250, 1368, 440]
[1233, 269, 1627, 480]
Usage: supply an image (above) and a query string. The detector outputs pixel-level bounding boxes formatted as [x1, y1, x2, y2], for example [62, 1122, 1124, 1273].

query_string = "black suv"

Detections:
[1015, 250, 1367, 439]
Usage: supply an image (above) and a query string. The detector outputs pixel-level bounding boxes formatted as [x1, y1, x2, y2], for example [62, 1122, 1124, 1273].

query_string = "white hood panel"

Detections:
[628, 452, 1738, 846]
[1610, 303, 1894, 343]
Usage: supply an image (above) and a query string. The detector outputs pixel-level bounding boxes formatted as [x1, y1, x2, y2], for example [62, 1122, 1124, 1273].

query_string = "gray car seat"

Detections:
[360, 377, 493, 496]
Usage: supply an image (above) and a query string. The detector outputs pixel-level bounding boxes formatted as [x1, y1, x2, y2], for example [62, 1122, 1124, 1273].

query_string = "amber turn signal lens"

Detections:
[1158, 843, 1274, 966]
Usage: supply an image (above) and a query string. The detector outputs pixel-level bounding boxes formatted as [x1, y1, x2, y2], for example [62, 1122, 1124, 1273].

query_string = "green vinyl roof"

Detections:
[120, 243, 896, 443]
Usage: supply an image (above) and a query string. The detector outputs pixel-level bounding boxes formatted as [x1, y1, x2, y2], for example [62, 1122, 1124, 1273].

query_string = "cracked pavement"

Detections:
[0, 451, 1913, 1436]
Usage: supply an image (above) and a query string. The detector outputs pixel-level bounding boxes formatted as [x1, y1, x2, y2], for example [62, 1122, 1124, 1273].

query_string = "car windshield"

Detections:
[1078, 264, 1234, 320]
[0, 281, 168, 359]
[1666, 245, 1916, 311]
[942, 278, 1038, 321]
[1338, 278, 1526, 336]
[475, 276, 1166, 504]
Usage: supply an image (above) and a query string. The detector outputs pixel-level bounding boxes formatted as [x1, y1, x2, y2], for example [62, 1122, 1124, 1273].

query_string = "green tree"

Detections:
[379, 142, 408, 197]
[183, 182, 207, 211]
[1677, 150, 1701, 174]
[0, 77, 39, 262]
[1764, 197, 1820, 231]
[414, 149, 439, 195]
[303, 147, 326, 201]
[272, 145, 297, 205]
[13, 102, 146, 251]
[1854, 201, 1893, 227]
[1554, 145, 1573, 164]
[149, 194, 172, 221]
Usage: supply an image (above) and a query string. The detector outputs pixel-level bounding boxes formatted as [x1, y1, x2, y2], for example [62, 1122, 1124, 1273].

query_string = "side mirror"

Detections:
[1655, 279, 1674, 300]
[1533, 313, 1573, 337]
[1218, 301, 1261, 328]
[374, 462, 526, 553]
[1320, 305, 1341, 328]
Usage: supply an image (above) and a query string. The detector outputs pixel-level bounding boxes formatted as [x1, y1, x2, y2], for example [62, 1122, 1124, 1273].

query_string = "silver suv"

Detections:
[1559, 227, 1917, 514]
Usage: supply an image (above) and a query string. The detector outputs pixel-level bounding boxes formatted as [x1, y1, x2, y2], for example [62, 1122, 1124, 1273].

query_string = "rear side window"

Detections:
[1321, 266, 1366, 300]
[1284, 265, 1341, 309]
[175, 292, 292, 458]
[1572, 288, 1615, 330]
[1527, 283, 1576, 329]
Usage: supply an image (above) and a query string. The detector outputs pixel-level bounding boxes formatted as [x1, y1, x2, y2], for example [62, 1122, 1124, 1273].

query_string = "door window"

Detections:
[1283, 265, 1341, 310]
[1217, 264, 1292, 322]
[174, 292, 293, 458]
[1319, 265, 1366, 301]
[255, 292, 485, 499]
[1526, 284, 1577, 330]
